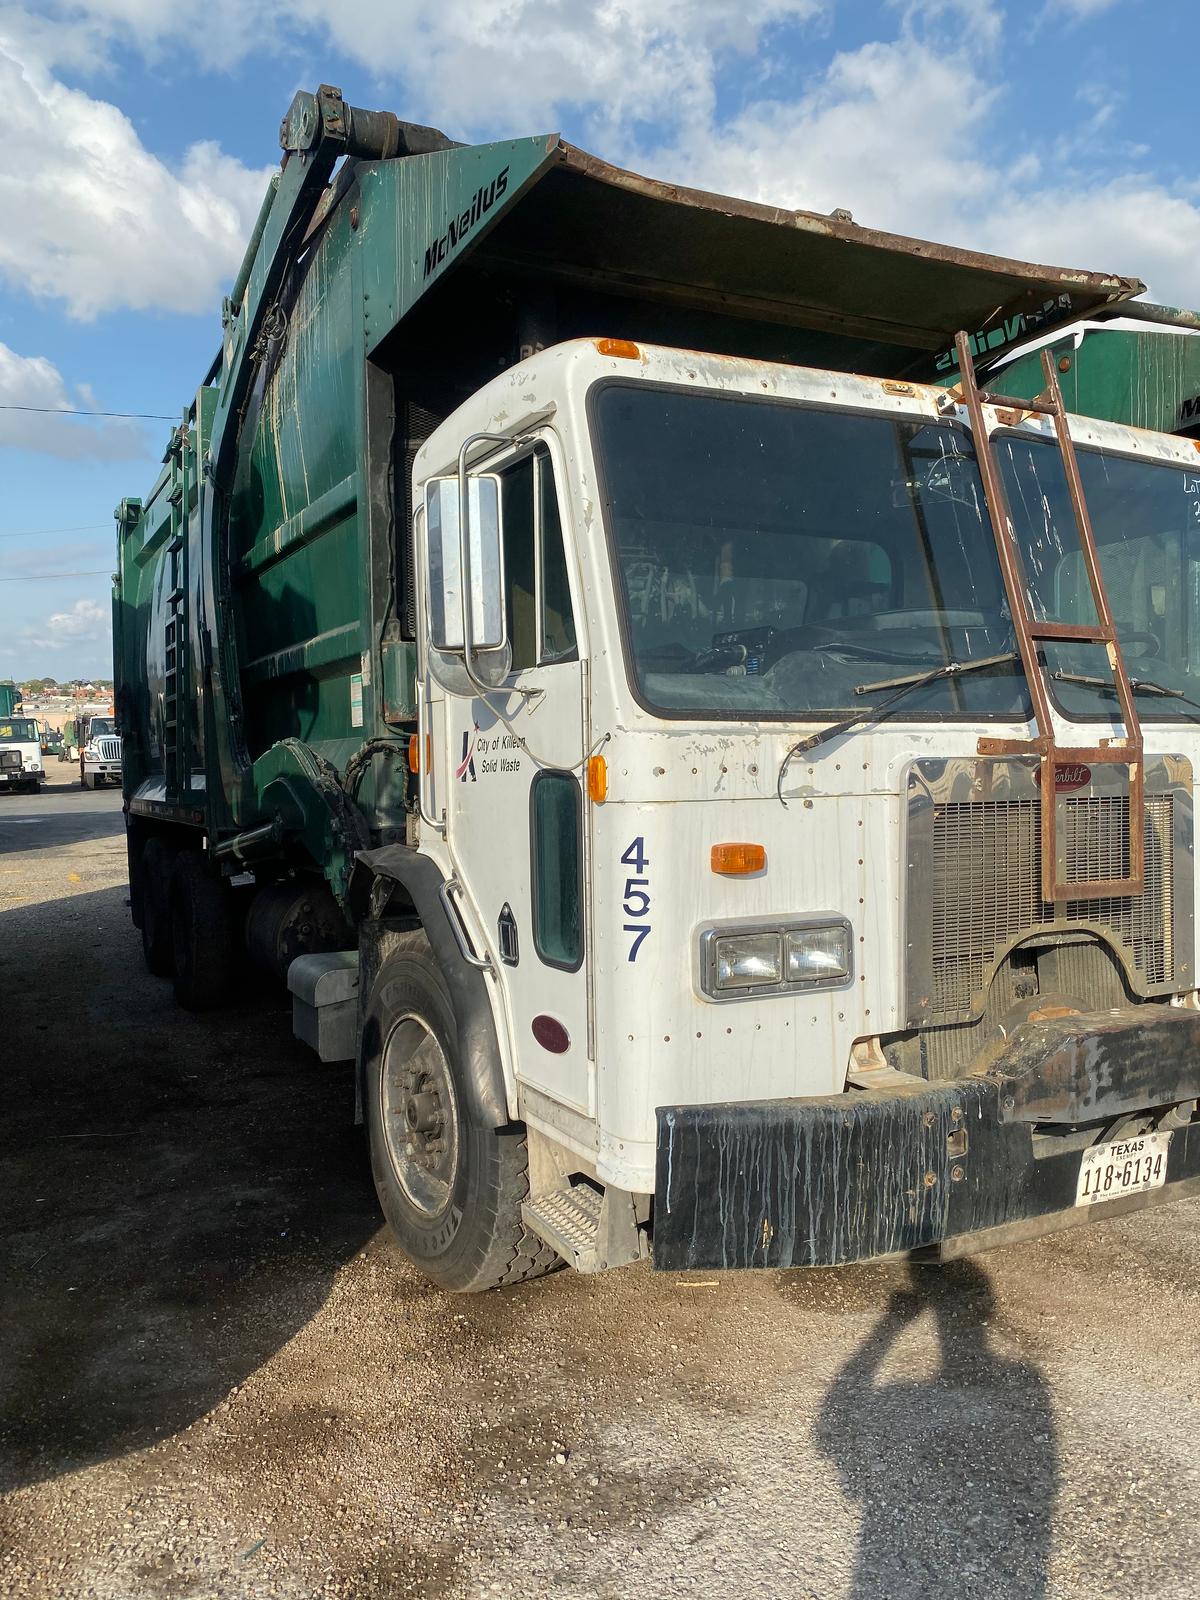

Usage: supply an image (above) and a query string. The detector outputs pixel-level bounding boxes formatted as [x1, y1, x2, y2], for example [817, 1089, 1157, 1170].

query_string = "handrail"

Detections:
[438, 876, 492, 972]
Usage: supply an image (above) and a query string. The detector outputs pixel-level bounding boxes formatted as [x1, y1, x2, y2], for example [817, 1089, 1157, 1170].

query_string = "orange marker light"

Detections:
[711, 842, 766, 876]
[587, 754, 608, 803]
[408, 733, 420, 772]
[595, 338, 641, 360]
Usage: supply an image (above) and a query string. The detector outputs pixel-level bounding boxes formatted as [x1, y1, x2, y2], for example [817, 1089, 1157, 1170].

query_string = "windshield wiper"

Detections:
[852, 651, 1019, 697]
[1050, 668, 1200, 711]
[776, 651, 1020, 804]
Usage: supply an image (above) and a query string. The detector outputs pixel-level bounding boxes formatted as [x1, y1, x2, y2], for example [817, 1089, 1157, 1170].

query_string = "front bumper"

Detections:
[653, 1008, 1200, 1270]
[2, 769, 37, 784]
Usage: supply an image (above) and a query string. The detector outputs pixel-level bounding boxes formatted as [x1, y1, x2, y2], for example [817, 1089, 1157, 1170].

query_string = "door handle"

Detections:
[438, 876, 493, 972]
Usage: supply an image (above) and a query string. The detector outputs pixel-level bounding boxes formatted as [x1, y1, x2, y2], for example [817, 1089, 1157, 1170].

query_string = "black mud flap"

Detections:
[653, 1009, 1200, 1272]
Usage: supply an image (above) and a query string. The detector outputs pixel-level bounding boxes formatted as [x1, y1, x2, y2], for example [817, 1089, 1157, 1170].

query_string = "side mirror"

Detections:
[426, 474, 506, 654]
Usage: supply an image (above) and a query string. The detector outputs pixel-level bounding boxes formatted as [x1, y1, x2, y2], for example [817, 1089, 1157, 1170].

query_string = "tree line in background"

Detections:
[8, 678, 114, 695]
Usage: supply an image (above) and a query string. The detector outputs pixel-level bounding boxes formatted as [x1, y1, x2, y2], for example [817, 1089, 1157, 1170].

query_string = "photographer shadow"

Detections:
[815, 1259, 1058, 1599]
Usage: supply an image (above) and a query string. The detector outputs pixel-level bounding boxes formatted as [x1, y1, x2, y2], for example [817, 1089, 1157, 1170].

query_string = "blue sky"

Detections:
[0, 0, 1195, 678]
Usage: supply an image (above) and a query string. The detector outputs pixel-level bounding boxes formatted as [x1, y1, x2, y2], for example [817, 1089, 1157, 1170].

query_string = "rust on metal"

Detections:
[955, 330, 1145, 902]
[478, 140, 1145, 368]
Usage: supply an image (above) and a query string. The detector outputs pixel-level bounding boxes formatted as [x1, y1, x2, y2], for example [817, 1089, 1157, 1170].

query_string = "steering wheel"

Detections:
[1118, 630, 1161, 660]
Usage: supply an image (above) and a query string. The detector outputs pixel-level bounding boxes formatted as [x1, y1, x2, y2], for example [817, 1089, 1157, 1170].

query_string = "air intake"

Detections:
[905, 757, 1191, 1027]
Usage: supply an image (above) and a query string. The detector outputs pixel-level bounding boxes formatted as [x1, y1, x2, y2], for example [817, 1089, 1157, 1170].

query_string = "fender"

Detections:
[256, 737, 372, 906]
[349, 845, 511, 1129]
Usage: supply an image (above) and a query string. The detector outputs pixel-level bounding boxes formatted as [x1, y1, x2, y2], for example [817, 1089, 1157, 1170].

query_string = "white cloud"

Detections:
[649, 32, 998, 245]
[633, 10, 1200, 307]
[24, 597, 110, 650]
[0, 37, 274, 318]
[1046, 0, 1121, 17]
[0, 0, 1195, 330]
[42, 0, 828, 135]
[0, 341, 151, 457]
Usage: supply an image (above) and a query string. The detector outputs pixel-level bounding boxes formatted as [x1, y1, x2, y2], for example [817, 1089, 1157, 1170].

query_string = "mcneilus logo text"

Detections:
[423, 167, 510, 278]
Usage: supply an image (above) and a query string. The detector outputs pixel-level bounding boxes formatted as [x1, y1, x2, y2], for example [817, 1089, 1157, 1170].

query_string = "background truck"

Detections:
[0, 712, 45, 793]
[115, 85, 1200, 1292]
[69, 712, 122, 789]
[976, 301, 1200, 439]
[0, 682, 24, 719]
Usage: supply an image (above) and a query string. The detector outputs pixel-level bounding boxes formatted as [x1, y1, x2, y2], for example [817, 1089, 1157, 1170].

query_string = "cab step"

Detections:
[522, 1183, 604, 1272]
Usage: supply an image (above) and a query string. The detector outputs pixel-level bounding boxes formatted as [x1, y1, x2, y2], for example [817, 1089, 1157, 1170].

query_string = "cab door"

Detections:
[433, 441, 592, 1116]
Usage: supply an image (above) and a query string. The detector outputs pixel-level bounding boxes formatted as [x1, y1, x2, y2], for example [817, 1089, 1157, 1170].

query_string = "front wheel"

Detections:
[363, 931, 558, 1293]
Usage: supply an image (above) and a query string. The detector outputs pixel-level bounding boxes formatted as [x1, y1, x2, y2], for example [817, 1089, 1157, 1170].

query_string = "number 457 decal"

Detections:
[621, 836, 651, 962]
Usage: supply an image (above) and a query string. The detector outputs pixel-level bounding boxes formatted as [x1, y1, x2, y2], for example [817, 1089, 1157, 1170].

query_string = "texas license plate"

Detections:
[1075, 1131, 1171, 1207]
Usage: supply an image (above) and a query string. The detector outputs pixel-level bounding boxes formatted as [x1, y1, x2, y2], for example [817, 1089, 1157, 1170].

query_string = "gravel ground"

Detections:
[2, 771, 1199, 1599]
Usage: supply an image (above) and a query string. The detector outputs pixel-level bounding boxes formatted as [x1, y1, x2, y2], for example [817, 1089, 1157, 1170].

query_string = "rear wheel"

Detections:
[140, 836, 175, 976]
[363, 931, 557, 1293]
[169, 849, 237, 1011]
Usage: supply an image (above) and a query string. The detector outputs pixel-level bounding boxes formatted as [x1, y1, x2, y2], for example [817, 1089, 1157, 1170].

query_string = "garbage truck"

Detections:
[973, 300, 1200, 438]
[114, 84, 1200, 1291]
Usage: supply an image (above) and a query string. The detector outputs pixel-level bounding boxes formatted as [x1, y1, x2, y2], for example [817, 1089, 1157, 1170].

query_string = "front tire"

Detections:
[363, 931, 557, 1293]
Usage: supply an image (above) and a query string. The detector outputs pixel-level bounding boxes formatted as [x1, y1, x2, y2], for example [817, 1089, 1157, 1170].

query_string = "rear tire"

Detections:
[169, 849, 237, 1011]
[140, 836, 175, 977]
[363, 931, 558, 1293]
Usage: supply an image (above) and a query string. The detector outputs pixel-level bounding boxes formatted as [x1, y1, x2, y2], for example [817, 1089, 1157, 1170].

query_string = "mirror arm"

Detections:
[456, 431, 539, 701]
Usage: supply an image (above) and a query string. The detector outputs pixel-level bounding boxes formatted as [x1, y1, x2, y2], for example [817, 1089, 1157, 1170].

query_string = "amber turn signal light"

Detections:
[587, 754, 608, 803]
[408, 733, 420, 772]
[594, 337, 641, 360]
[711, 842, 766, 876]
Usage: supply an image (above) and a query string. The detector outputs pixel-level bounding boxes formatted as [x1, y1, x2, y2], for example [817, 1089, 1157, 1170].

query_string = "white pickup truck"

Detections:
[0, 715, 45, 793]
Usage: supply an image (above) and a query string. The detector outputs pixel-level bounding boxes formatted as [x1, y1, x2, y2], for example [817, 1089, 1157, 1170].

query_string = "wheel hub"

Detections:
[380, 1016, 459, 1218]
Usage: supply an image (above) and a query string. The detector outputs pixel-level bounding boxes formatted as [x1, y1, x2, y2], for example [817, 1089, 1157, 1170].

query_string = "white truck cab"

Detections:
[80, 716, 123, 789]
[359, 335, 1200, 1279]
[0, 715, 45, 793]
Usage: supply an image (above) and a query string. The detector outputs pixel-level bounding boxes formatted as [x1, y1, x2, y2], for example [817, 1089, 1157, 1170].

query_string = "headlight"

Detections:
[714, 932, 783, 991]
[787, 925, 850, 983]
[699, 917, 852, 1001]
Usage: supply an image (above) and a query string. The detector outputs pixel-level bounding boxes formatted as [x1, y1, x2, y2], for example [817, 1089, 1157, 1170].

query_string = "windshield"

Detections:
[593, 383, 1026, 720]
[89, 718, 115, 736]
[0, 718, 38, 742]
[998, 439, 1200, 720]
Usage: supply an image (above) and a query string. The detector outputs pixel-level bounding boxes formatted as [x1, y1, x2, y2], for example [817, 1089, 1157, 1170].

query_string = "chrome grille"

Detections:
[97, 736, 121, 763]
[929, 793, 1173, 1016]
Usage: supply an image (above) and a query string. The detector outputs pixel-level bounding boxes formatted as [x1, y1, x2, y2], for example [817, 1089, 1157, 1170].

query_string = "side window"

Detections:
[499, 446, 577, 672]
[538, 455, 577, 663]
[531, 771, 583, 970]
[501, 454, 536, 670]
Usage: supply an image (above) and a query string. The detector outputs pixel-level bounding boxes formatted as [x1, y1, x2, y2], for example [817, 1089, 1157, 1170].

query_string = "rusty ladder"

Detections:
[951, 330, 1144, 903]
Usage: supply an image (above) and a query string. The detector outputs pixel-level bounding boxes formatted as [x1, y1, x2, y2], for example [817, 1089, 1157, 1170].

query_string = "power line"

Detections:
[0, 403, 174, 420]
[0, 569, 111, 581]
[0, 523, 110, 540]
